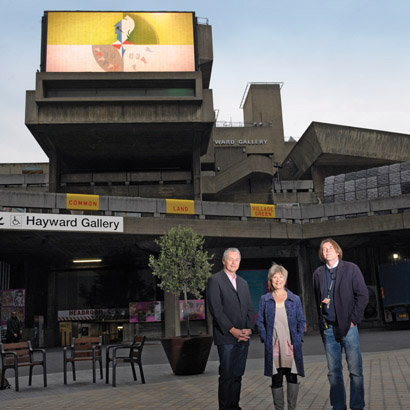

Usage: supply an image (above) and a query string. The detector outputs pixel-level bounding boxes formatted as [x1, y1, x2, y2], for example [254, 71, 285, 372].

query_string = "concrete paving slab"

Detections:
[1, 348, 409, 409]
[1, 329, 410, 409]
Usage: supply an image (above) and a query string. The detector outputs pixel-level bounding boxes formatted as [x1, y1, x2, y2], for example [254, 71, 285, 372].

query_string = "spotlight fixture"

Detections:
[73, 258, 102, 263]
[393, 253, 399, 260]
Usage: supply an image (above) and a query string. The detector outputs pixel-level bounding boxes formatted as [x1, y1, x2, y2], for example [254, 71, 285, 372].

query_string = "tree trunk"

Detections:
[164, 292, 181, 337]
[183, 285, 190, 337]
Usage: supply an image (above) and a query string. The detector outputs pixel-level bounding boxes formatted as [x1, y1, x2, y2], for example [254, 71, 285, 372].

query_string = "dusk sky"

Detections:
[1, 0, 409, 163]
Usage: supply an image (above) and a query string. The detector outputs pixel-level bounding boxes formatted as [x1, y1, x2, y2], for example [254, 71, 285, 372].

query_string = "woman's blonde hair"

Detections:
[267, 264, 288, 291]
[319, 238, 343, 262]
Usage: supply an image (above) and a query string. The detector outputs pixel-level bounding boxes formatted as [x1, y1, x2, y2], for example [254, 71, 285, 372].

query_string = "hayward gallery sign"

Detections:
[0, 212, 123, 233]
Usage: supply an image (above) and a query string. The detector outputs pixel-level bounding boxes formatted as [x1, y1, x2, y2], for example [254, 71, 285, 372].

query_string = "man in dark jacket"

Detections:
[313, 238, 368, 410]
[6, 309, 23, 343]
[207, 248, 254, 410]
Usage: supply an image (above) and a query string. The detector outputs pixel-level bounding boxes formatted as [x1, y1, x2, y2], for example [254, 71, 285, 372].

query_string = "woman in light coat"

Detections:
[257, 264, 305, 410]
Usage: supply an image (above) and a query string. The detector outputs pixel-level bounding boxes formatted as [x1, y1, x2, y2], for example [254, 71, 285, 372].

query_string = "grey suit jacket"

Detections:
[207, 269, 255, 345]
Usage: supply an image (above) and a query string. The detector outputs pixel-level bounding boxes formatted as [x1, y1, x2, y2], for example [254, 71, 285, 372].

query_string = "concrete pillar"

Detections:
[0, 260, 10, 290]
[297, 243, 320, 333]
[46, 271, 59, 346]
[23, 260, 32, 328]
[193, 134, 202, 200]
[164, 292, 181, 337]
[48, 153, 61, 193]
[205, 299, 213, 336]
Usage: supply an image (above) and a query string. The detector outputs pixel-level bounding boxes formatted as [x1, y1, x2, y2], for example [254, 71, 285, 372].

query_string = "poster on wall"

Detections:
[129, 301, 163, 323]
[0, 289, 25, 340]
[129, 299, 205, 322]
[179, 299, 205, 320]
[43, 11, 196, 73]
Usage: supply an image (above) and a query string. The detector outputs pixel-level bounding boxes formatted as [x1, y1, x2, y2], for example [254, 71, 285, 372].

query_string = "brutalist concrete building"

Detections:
[1, 11, 410, 346]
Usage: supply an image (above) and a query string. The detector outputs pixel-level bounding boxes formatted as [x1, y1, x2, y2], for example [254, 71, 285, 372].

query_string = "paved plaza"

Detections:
[1, 330, 410, 409]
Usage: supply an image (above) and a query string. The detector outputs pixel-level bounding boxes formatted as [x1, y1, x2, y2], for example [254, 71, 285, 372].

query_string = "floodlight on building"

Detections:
[73, 258, 102, 263]
[393, 253, 399, 260]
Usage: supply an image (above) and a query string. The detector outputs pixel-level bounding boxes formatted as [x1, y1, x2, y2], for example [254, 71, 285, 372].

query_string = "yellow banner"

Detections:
[166, 199, 195, 215]
[250, 203, 276, 218]
[66, 194, 100, 211]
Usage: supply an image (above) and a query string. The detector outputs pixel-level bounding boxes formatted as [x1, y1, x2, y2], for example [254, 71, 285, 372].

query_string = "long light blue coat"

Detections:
[256, 290, 305, 377]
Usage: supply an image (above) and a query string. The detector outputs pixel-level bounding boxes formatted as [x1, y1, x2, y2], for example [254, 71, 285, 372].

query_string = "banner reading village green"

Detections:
[250, 203, 276, 218]
[44, 11, 196, 72]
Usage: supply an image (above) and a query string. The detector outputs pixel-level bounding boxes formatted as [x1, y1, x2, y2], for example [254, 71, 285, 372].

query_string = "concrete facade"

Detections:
[280, 122, 410, 199]
[1, 14, 410, 346]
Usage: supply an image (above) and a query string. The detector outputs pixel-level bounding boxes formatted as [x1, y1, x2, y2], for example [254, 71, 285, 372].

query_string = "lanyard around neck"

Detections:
[326, 268, 336, 297]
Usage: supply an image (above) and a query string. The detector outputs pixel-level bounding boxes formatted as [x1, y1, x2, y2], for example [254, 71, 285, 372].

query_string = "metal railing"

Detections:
[215, 121, 272, 128]
[1, 190, 409, 224]
[239, 82, 284, 109]
[197, 17, 209, 25]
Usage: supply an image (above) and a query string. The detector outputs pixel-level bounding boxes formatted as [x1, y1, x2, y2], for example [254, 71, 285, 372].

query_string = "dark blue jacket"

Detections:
[313, 259, 369, 338]
[256, 290, 305, 377]
[207, 270, 255, 345]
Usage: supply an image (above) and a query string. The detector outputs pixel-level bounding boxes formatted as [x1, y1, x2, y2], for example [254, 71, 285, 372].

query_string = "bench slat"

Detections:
[2, 342, 27, 349]
[67, 336, 102, 361]
[74, 337, 100, 344]
[73, 344, 99, 351]
[73, 351, 101, 358]
[14, 350, 30, 356]
[67, 357, 99, 362]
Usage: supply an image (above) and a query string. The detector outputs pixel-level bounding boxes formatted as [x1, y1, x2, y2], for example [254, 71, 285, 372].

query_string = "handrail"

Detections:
[239, 82, 284, 109]
[1, 190, 409, 224]
[196, 17, 209, 25]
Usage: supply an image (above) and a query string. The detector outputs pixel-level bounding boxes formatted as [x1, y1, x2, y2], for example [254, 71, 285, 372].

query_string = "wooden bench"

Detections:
[106, 335, 146, 387]
[63, 336, 103, 384]
[0, 341, 47, 392]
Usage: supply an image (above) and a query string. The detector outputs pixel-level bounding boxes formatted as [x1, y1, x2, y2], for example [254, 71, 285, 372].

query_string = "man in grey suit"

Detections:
[207, 248, 255, 410]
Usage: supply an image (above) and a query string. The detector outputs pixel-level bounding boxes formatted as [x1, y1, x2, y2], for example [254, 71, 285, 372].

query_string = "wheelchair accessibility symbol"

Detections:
[10, 215, 22, 227]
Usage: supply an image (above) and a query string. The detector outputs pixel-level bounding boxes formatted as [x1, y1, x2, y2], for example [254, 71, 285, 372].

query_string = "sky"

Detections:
[1, 0, 410, 163]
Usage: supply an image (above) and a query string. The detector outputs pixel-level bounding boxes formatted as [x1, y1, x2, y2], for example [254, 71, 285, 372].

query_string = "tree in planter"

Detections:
[148, 225, 213, 337]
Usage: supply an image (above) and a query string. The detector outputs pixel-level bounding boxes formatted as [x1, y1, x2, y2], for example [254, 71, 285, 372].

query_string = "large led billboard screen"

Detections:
[42, 11, 196, 72]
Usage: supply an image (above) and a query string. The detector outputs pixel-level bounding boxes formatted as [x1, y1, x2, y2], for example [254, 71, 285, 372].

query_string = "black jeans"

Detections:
[271, 367, 298, 388]
[217, 342, 249, 410]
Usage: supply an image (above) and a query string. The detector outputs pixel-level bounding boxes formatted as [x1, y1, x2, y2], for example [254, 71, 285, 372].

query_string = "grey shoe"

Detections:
[287, 382, 299, 410]
[271, 387, 285, 410]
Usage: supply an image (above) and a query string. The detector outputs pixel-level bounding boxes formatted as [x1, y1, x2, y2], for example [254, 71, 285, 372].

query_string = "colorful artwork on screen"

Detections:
[45, 11, 196, 72]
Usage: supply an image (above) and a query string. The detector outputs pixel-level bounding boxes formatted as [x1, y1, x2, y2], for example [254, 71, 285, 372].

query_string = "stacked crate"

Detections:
[324, 161, 410, 203]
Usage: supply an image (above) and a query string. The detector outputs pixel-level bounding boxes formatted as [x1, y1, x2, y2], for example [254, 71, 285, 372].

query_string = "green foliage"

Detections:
[148, 226, 213, 299]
